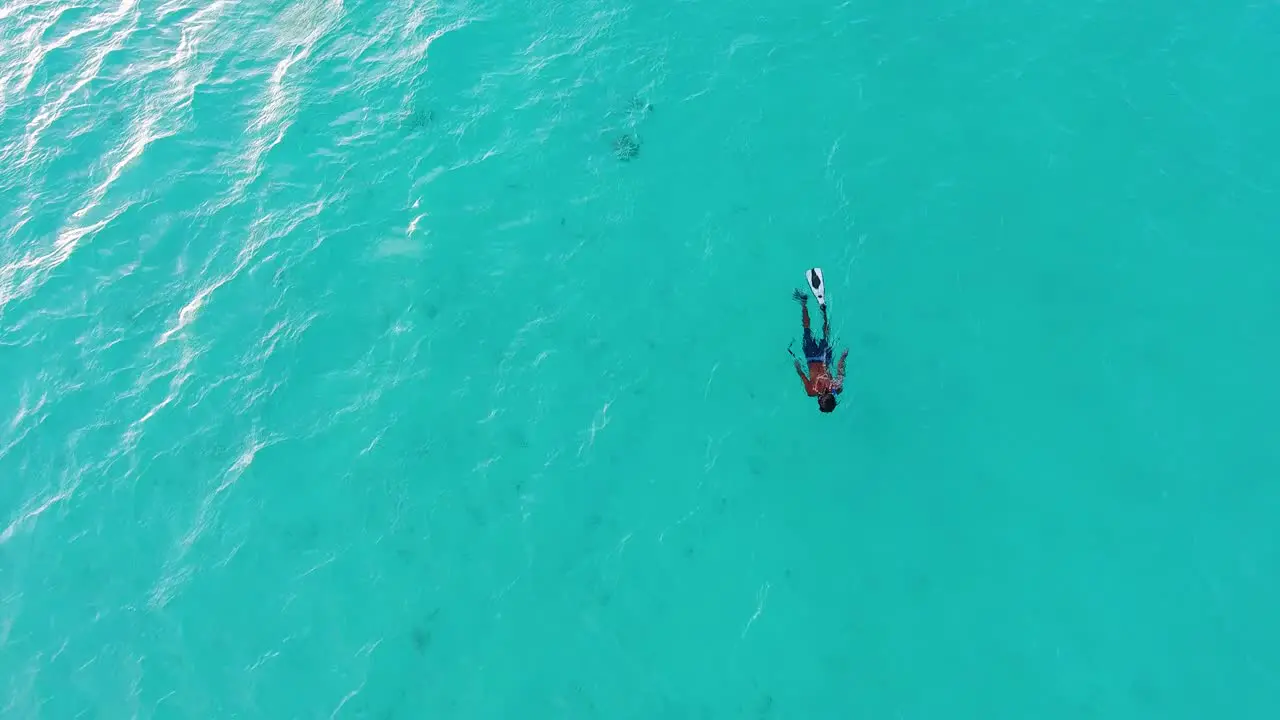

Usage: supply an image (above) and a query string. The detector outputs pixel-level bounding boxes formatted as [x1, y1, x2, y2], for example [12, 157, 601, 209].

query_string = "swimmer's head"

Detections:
[818, 392, 837, 413]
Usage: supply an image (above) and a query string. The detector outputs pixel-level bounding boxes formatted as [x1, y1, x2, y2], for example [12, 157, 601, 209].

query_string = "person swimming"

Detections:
[789, 288, 848, 413]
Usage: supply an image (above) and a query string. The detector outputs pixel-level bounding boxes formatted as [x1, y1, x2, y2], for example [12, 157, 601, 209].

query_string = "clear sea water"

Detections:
[2, 0, 1279, 717]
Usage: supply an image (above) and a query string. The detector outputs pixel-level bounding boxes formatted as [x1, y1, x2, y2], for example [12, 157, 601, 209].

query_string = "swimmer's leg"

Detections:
[795, 288, 825, 360]
[797, 295, 824, 360]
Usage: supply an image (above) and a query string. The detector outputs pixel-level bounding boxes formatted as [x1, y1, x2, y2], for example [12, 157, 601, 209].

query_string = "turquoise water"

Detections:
[3, 0, 1279, 716]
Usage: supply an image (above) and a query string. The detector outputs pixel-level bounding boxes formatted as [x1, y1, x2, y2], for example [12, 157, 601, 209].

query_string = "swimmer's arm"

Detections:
[794, 360, 816, 396]
[834, 350, 849, 391]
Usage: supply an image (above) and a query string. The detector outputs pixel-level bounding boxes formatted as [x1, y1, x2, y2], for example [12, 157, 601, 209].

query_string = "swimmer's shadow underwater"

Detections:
[399, 96, 651, 160]
[398, 104, 435, 135]
[603, 95, 653, 161]
[612, 134, 640, 161]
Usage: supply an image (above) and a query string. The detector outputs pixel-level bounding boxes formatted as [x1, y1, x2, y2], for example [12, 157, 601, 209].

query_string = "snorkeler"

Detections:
[789, 288, 848, 413]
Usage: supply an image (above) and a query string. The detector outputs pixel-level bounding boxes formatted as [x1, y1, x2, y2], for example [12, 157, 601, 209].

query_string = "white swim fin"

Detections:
[806, 267, 826, 308]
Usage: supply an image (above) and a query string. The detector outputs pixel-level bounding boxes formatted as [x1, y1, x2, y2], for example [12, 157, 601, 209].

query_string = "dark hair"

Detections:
[818, 392, 837, 413]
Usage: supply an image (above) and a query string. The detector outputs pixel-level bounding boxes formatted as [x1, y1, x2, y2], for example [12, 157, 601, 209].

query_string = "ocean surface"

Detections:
[2, 0, 1279, 717]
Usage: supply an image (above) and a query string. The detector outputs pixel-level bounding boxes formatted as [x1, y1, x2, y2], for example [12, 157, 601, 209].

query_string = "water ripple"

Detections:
[2, 0, 641, 714]
[19, 0, 139, 161]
